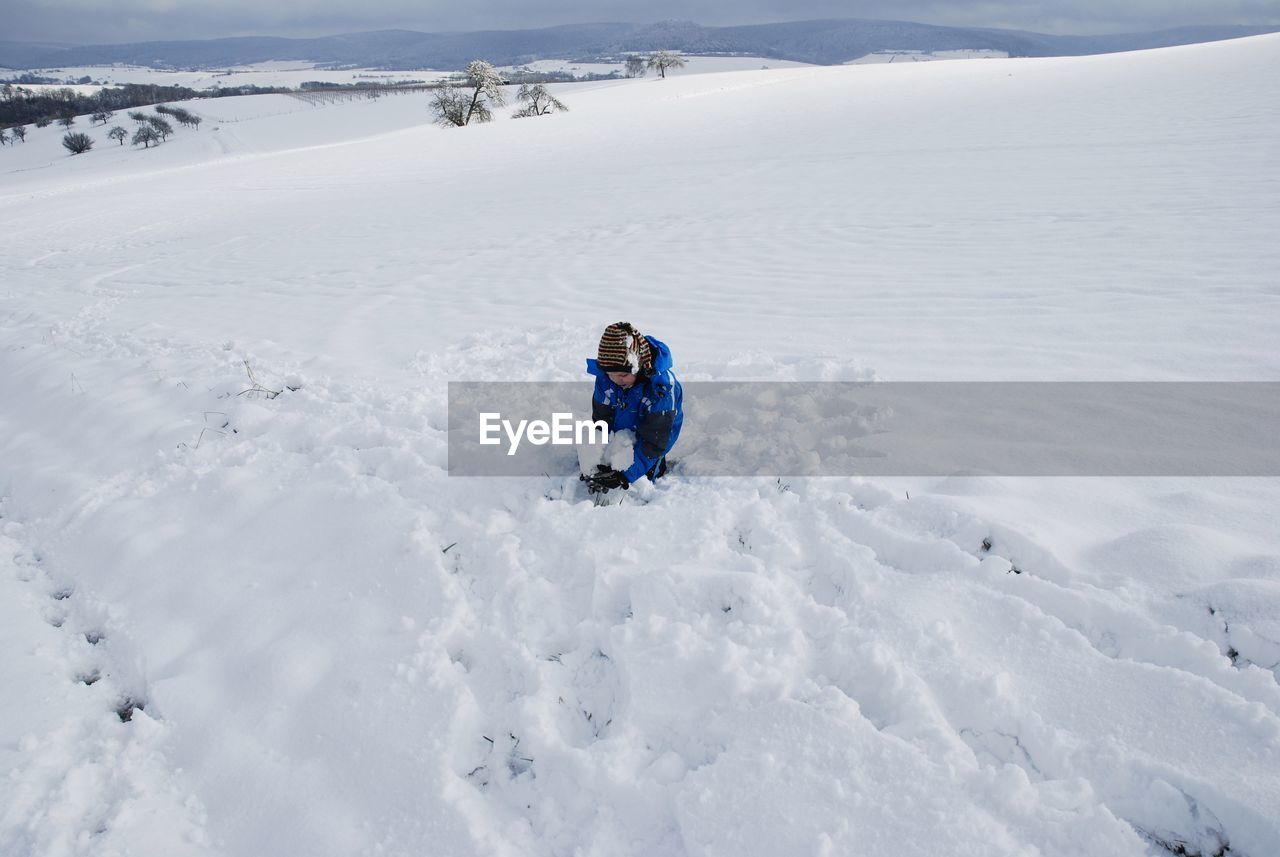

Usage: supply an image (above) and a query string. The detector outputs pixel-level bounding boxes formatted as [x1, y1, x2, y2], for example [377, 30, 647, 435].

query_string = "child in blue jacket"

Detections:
[584, 322, 683, 493]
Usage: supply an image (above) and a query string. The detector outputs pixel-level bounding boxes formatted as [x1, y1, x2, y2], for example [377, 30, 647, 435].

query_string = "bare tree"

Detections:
[647, 51, 686, 79]
[512, 84, 568, 118]
[62, 131, 93, 154]
[146, 115, 174, 141]
[430, 60, 507, 127]
[10, 126, 25, 142]
[430, 86, 468, 127]
[162, 106, 193, 124]
[625, 55, 647, 78]
[128, 110, 149, 123]
[108, 125, 127, 145]
[34, 116, 52, 128]
[0, 129, 8, 146]
[91, 110, 113, 125]
[57, 115, 75, 128]
[132, 125, 160, 148]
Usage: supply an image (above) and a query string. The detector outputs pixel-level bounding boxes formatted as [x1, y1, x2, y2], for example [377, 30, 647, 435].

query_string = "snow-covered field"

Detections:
[2, 35, 1279, 857]
[4, 56, 811, 94]
[510, 56, 814, 77]
[3, 62, 453, 92]
[849, 48, 1010, 64]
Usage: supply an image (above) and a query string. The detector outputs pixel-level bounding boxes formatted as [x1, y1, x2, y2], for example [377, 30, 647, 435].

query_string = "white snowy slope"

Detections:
[1, 35, 1278, 857]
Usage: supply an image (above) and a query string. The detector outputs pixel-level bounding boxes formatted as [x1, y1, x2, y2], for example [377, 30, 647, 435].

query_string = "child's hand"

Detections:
[586, 466, 630, 493]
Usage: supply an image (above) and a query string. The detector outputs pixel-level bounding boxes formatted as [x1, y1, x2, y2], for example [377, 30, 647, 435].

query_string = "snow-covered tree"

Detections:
[430, 60, 507, 127]
[107, 125, 127, 145]
[647, 51, 686, 79]
[132, 125, 160, 148]
[512, 84, 568, 118]
[61, 131, 93, 154]
[625, 55, 647, 78]
[91, 110, 113, 125]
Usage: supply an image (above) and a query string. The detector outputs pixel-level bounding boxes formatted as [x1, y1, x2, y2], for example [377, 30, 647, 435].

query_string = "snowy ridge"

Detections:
[3, 34, 1280, 857]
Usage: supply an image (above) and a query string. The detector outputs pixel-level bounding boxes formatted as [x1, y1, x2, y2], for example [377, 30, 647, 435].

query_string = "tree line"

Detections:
[0, 81, 290, 128]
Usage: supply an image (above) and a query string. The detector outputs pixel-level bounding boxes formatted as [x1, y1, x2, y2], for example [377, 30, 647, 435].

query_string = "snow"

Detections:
[2, 34, 1280, 857]
[849, 49, 1010, 64]
[578, 428, 635, 477]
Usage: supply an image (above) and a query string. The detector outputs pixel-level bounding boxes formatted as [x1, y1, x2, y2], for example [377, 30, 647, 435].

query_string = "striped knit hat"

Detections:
[597, 322, 653, 375]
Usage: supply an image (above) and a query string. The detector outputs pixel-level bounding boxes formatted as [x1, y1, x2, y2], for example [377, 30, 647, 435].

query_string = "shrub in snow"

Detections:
[57, 115, 74, 128]
[430, 59, 507, 127]
[61, 131, 93, 154]
[10, 126, 25, 142]
[34, 116, 52, 127]
[107, 125, 127, 145]
[512, 84, 568, 118]
[648, 50, 686, 78]
[0, 129, 8, 146]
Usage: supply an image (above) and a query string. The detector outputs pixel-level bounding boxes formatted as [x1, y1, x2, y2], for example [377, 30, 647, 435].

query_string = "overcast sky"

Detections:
[8, 0, 1280, 45]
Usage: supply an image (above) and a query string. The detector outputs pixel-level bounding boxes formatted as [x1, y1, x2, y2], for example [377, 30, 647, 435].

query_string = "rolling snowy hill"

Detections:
[2, 35, 1278, 857]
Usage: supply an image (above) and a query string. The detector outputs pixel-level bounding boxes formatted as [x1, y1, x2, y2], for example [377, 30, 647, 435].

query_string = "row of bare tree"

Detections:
[59, 105, 198, 155]
[430, 51, 686, 128]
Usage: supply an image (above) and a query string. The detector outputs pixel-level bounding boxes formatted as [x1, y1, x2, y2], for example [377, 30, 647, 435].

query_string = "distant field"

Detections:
[2, 55, 819, 95]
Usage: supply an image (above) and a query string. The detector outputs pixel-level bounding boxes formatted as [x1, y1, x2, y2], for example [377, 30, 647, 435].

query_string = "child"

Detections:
[584, 322, 683, 493]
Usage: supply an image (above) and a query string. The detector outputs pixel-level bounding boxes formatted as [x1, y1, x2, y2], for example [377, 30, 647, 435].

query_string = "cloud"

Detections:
[7, 0, 1279, 45]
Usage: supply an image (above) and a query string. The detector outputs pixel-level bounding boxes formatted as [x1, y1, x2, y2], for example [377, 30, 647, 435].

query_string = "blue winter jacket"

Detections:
[586, 335, 684, 483]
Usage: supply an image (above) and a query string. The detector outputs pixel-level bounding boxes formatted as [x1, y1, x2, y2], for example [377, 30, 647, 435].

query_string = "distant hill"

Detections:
[0, 41, 80, 69]
[3, 19, 1276, 70]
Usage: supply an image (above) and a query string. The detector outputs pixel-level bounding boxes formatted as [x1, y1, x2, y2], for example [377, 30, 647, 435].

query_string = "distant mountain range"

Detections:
[2, 19, 1277, 71]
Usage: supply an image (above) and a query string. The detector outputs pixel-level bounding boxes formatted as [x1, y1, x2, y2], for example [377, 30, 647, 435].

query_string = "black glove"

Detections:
[585, 465, 629, 494]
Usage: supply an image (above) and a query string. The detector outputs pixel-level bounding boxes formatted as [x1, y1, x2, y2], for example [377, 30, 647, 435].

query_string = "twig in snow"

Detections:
[179, 411, 233, 450]
[238, 360, 282, 399]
